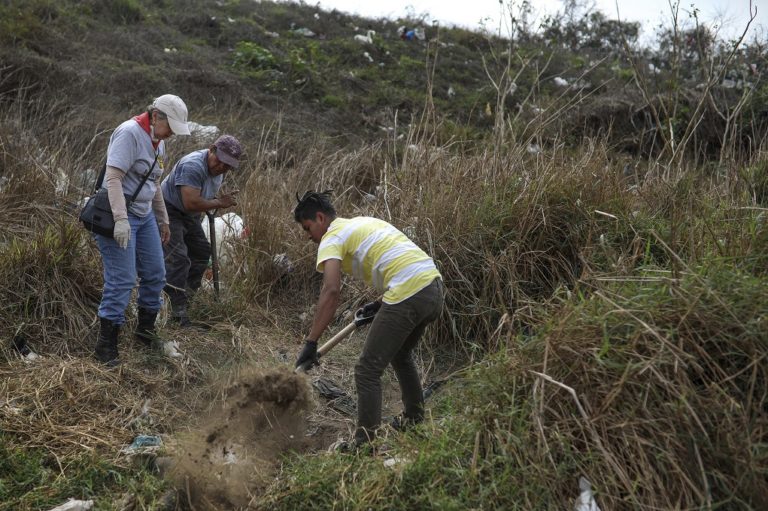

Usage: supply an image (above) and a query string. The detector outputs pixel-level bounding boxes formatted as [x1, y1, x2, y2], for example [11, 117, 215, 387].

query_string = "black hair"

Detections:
[294, 190, 336, 222]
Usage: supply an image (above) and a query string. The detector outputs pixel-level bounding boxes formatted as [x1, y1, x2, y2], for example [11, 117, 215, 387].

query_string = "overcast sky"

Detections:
[313, 0, 766, 44]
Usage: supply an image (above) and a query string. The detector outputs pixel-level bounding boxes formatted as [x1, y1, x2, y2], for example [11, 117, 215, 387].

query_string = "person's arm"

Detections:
[104, 166, 128, 220]
[152, 185, 169, 225]
[307, 258, 342, 342]
[152, 185, 170, 244]
[179, 185, 238, 212]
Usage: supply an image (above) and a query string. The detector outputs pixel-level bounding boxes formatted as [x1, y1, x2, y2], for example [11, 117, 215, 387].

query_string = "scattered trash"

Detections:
[574, 476, 601, 511]
[23, 351, 42, 362]
[313, 377, 356, 416]
[47, 498, 94, 511]
[188, 121, 220, 141]
[293, 27, 316, 38]
[162, 340, 182, 359]
[383, 457, 407, 468]
[11, 334, 42, 362]
[272, 253, 294, 275]
[354, 30, 375, 45]
[201, 211, 248, 266]
[121, 434, 163, 456]
[127, 399, 154, 429]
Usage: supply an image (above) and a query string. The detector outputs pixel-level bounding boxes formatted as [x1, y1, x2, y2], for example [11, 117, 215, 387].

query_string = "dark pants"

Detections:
[163, 204, 210, 310]
[354, 278, 444, 444]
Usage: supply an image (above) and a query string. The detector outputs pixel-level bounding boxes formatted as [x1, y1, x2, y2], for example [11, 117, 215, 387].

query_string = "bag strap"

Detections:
[126, 153, 160, 206]
[93, 153, 160, 205]
[93, 162, 107, 192]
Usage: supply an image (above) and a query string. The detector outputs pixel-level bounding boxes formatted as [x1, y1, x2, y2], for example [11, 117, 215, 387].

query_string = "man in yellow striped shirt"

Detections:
[294, 191, 443, 449]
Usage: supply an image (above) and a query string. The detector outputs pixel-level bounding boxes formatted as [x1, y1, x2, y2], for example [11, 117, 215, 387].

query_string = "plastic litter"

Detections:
[383, 457, 407, 468]
[574, 476, 601, 511]
[47, 499, 94, 511]
[162, 340, 182, 358]
[121, 435, 163, 456]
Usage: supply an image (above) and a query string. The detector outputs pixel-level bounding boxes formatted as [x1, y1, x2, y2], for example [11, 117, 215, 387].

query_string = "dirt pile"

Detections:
[168, 368, 312, 509]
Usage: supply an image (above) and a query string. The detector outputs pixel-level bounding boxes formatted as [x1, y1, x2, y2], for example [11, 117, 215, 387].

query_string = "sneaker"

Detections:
[389, 415, 423, 432]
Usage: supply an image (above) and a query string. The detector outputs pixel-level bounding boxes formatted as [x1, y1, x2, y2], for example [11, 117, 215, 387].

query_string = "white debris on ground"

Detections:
[162, 340, 183, 359]
[383, 457, 408, 468]
[189, 121, 220, 142]
[293, 27, 315, 37]
[120, 434, 163, 456]
[272, 253, 294, 275]
[201, 212, 247, 266]
[46, 499, 94, 511]
[354, 30, 375, 45]
[574, 477, 601, 511]
[23, 351, 42, 363]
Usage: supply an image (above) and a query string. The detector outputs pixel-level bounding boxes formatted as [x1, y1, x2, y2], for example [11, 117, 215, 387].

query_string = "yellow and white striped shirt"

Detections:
[316, 217, 441, 304]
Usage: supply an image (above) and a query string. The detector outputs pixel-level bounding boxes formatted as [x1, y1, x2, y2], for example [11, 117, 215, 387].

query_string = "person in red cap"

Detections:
[160, 134, 243, 327]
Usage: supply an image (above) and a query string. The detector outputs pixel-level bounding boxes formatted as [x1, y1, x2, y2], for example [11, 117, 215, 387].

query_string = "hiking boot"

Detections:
[95, 317, 121, 366]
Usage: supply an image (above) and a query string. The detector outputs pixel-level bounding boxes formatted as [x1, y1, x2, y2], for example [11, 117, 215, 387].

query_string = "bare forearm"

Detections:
[182, 195, 226, 212]
[308, 286, 340, 341]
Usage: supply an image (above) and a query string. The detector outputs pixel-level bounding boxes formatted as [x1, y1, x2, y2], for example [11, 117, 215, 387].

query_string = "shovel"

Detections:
[295, 308, 377, 373]
[205, 210, 220, 300]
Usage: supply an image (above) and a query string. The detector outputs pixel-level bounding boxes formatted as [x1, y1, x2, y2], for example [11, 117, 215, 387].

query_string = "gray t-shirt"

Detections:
[161, 149, 223, 214]
[104, 119, 166, 217]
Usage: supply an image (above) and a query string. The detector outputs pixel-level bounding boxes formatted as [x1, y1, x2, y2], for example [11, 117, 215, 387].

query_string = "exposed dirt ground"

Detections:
[1, 294, 412, 509]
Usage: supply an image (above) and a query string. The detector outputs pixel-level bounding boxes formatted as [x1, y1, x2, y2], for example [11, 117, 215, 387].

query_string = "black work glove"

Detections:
[355, 300, 382, 326]
[295, 339, 319, 370]
[359, 300, 381, 316]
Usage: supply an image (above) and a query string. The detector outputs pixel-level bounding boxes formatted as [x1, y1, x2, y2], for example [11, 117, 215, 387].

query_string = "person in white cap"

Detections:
[160, 134, 243, 327]
[93, 94, 191, 366]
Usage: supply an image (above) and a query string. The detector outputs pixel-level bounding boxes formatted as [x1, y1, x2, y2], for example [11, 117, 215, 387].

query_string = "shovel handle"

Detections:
[295, 321, 357, 373]
[206, 211, 220, 299]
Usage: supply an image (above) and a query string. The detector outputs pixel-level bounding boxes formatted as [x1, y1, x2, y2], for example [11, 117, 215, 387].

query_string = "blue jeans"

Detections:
[96, 212, 166, 325]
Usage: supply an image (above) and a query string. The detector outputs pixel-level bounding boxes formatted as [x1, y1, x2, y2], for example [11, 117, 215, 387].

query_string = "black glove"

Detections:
[359, 300, 381, 316]
[295, 339, 319, 370]
[355, 300, 382, 326]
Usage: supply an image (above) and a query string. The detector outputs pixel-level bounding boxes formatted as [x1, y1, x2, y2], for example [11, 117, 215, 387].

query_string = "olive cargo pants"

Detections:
[354, 278, 444, 444]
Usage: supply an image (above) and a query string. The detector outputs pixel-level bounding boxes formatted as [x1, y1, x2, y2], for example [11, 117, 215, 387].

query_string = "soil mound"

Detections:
[169, 368, 312, 509]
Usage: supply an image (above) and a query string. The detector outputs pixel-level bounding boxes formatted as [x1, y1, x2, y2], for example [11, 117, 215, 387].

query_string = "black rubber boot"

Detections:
[135, 307, 159, 347]
[94, 317, 120, 366]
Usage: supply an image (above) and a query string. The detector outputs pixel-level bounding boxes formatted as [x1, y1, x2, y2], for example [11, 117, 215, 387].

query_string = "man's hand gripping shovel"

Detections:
[295, 307, 377, 373]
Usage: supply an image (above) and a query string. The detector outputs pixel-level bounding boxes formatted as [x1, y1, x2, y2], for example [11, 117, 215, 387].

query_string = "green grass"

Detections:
[0, 436, 167, 511]
[258, 260, 767, 509]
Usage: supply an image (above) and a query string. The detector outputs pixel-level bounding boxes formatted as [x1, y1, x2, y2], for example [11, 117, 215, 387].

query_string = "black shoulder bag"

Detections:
[79, 154, 159, 238]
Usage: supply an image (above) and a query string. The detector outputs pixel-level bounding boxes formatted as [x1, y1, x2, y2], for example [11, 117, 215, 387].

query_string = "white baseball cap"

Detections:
[152, 94, 190, 136]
